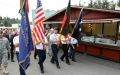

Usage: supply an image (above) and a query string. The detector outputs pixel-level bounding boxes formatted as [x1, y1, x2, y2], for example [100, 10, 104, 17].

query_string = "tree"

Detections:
[110, 0, 116, 10]
[0, 16, 20, 27]
[0, 16, 2, 22]
[102, 0, 110, 9]
[118, 0, 120, 7]
[88, 0, 94, 8]
[87, 0, 116, 10]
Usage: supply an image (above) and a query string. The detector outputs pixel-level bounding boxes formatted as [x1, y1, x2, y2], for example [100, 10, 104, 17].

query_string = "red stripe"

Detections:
[61, 13, 67, 29]
[32, 32, 38, 42]
[36, 24, 42, 40]
[41, 22, 44, 32]
[34, 16, 45, 25]
[36, 8, 43, 13]
[34, 27, 41, 41]
[38, 23, 44, 39]
[35, 12, 44, 20]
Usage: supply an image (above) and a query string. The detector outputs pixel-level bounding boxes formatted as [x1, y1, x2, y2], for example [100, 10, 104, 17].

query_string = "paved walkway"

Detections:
[0, 50, 120, 75]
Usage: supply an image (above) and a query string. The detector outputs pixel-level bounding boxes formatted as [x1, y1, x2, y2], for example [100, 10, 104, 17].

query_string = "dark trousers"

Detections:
[51, 44, 59, 66]
[70, 44, 76, 61]
[37, 49, 46, 71]
[16, 53, 26, 75]
[8, 46, 14, 60]
[34, 47, 37, 58]
[60, 44, 69, 63]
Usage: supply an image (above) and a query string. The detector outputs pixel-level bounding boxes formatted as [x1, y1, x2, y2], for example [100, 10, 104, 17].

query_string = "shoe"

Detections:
[67, 62, 71, 65]
[11, 60, 15, 62]
[34, 57, 37, 59]
[50, 61, 55, 64]
[48, 54, 52, 57]
[60, 58, 64, 61]
[41, 70, 44, 73]
[56, 66, 60, 69]
[72, 60, 76, 62]
[0, 66, 2, 70]
[3, 70, 9, 74]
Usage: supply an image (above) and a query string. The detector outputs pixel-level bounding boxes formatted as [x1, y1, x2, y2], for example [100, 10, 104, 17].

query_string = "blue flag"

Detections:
[19, 0, 34, 70]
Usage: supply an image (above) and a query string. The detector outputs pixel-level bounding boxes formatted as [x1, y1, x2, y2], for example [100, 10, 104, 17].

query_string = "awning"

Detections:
[43, 18, 120, 24]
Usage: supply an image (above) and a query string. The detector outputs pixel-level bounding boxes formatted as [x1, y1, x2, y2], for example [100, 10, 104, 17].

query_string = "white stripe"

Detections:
[36, 26, 42, 40]
[38, 23, 44, 39]
[33, 31, 39, 42]
[40, 22, 44, 31]
[38, 24, 44, 39]
[34, 15, 45, 23]
[35, 10, 44, 17]
[36, 7, 43, 12]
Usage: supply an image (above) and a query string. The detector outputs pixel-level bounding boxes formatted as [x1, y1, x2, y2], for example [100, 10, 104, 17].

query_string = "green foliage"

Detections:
[0, 16, 20, 27]
[118, 0, 120, 7]
[88, 0, 94, 8]
[88, 0, 116, 10]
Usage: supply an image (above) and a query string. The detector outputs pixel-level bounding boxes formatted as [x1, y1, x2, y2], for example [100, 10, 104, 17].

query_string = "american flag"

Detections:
[33, 0, 45, 43]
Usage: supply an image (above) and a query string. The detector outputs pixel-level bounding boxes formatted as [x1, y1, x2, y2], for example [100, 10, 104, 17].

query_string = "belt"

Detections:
[52, 44, 57, 45]
[16, 51, 19, 54]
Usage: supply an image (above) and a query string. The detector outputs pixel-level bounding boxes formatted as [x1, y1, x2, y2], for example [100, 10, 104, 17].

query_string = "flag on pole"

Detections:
[26, 0, 29, 13]
[72, 7, 83, 44]
[60, 0, 71, 37]
[19, 0, 34, 70]
[20, 0, 29, 14]
[20, 0, 22, 9]
[33, 0, 45, 43]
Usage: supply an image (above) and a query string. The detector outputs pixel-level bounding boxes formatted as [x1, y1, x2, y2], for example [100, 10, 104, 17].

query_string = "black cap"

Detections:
[54, 27, 58, 30]
[0, 30, 3, 34]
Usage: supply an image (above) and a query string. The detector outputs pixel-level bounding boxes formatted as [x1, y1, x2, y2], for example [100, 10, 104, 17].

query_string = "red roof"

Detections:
[44, 6, 120, 24]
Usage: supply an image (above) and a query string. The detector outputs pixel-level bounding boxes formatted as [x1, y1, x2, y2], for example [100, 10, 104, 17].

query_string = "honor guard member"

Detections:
[13, 34, 26, 75]
[50, 27, 60, 69]
[0, 30, 10, 74]
[46, 28, 54, 57]
[69, 32, 79, 62]
[60, 32, 71, 65]
[36, 36, 48, 73]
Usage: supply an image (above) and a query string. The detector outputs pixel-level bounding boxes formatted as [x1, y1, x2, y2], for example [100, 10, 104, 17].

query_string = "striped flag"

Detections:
[33, 0, 45, 43]
[60, 0, 70, 36]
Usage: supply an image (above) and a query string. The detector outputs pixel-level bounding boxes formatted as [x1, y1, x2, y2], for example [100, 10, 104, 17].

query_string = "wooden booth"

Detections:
[44, 6, 120, 62]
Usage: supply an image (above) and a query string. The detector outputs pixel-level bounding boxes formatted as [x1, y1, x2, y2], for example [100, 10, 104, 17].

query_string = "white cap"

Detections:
[51, 28, 54, 31]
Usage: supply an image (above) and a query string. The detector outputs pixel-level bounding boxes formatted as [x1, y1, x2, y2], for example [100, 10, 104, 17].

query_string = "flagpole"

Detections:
[71, 7, 84, 35]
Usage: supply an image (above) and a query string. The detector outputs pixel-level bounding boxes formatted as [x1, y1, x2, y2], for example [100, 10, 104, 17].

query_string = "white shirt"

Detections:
[70, 37, 78, 44]
[50, 33, 59, 44]
[36, 37, 48, 50]
[13, 35, 19, 52]
[61, 38, 69, 44]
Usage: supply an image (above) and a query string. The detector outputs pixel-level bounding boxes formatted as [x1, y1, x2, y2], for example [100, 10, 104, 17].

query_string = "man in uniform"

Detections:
[36, 36, 48, 73]
[50, 27, 60, 69]
[0, 30, 10, 74]
[69, 32, 79, 62]
[60, 32, 71, 65]
[5, 29, 15, 62]
[46, 28, 54, 57]
[13, 33, 26, 75]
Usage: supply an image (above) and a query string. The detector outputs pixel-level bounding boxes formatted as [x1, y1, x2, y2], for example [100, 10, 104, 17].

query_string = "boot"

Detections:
[3, 67, 9, 74]
[0, 64, 2, 70]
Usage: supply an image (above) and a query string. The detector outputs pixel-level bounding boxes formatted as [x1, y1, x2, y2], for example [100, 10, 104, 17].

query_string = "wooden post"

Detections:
[102, 23, 104, 36]
[116, 22, 119, 37]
